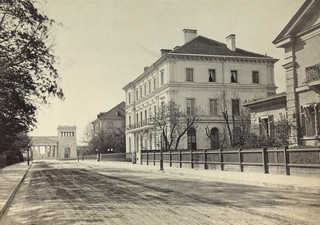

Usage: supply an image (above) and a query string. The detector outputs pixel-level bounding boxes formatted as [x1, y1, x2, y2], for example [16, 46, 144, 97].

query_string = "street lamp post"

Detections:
[27, 145, 30, 166]
[96, 148, 100, 162]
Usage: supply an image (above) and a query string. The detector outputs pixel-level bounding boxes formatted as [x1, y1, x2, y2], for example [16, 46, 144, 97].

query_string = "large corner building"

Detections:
[123, 29, 278, 163]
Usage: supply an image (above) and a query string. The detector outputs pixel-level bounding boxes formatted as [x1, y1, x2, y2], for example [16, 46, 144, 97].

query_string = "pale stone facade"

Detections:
[31, 125, 77, 160]
[124, 29, 278, 163]
[273, 0, 320, 146]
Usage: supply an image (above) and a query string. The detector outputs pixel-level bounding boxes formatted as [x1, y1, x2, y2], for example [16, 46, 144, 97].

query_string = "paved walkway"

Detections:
[0, 163, 31, 218]
[0, 160, 319, 219]
[80, 160, 320, 193]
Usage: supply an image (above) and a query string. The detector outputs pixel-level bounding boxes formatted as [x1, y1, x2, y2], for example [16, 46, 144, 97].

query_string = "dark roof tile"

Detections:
[171, 36, 270, 58]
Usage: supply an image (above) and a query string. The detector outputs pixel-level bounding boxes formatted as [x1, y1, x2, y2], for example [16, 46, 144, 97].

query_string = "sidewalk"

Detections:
[0, 163, 31, 218]
[79, 160, 320, 194]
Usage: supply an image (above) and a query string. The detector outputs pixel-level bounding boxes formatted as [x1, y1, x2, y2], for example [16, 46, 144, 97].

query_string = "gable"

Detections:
[274, 0, 320, 44]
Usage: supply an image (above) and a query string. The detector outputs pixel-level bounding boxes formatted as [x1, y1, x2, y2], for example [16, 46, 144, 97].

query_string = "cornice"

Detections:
[167, 53, 278, 64]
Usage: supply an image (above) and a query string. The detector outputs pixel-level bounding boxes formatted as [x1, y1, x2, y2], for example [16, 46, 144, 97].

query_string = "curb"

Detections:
[0, 163, 32, 218]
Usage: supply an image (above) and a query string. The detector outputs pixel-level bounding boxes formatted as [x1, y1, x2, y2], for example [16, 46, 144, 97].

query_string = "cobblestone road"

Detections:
[1, 161, 319, 225]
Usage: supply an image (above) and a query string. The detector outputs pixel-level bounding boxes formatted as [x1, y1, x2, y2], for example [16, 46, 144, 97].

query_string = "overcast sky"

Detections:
[29, 0, 305, 144]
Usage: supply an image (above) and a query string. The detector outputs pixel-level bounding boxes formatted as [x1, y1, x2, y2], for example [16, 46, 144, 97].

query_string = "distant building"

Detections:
[92, 101, 125, 134]
[123, 29, 278, 163]
[273, 0, 320, 146]
[31, 125, 77, 160]
[91, 101, 126, 153]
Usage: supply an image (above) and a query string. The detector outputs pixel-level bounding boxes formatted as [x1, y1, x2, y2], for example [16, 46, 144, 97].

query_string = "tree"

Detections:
[153, 100, 203, 170]
[0, 0, 63, 153]
[217, 90, 238, 148]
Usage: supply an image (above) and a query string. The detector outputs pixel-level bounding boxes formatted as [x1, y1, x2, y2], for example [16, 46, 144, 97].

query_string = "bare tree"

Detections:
[217, 90, 235, 147]
[153, 100, 203, 170]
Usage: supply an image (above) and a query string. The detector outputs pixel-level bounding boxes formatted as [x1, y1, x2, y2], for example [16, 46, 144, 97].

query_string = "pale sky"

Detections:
[29, 0, 305, 144]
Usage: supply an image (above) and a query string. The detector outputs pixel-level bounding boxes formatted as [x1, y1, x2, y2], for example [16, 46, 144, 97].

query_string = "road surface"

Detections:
[0, 161, 319, 225]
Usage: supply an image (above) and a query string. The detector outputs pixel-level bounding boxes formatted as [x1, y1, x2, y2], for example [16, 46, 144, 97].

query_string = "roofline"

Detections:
[273, 0, 314, 44]
[243, 92, 287, 108]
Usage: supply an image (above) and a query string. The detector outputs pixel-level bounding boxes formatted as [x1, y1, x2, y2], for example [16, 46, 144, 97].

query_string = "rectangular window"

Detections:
[153, 78, 156, 91]
[154, 105, 157, 116]
[259, 115, 274, 137]
[252, 71, 259, 83]
[136, 113, 139, 123]
[231, 70, 238, 83]
[186, 98, 195, 115]
[145, 109, 147, 122]
[209, 69, 216, 82]
[128, 93, 131, 104]
[144, 84, 146, 96]
[136, 90, 139, 100]
[231, 99, 240, 115]
[140, 87, 142, 98]
[186, 68, 194, 81]
[301, 105, 318, 136]
[148, 81, 151, 93]
[129, 116, 131, 125]
[149, 108, 152, 118]
[160, 71, 164, 85]
[209, 99, 218, 115]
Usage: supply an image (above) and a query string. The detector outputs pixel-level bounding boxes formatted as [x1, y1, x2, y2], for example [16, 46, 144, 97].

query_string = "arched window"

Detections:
[211, 128, 219, 149]
[187, 127, 197, 150]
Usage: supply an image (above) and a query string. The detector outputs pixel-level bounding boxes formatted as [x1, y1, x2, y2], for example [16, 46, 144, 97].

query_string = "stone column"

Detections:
[283, 39, 299, 146]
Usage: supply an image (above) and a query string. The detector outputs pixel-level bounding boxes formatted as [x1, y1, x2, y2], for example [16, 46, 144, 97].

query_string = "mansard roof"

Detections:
[171, 35, 271, 58]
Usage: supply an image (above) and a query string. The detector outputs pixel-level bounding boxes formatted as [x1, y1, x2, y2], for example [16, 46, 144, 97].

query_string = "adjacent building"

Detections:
[246, 0, 320, 146]
[123, 29, 278, 162]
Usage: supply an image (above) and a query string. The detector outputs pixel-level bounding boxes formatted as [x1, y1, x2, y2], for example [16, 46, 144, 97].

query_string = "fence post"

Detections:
[140, 150, 142, 165]
[238, 147, 243, 172]
[203, 149, 207, 170]
[262, 147, 268, 174]
[190, 150, 193, 169]
[169, 151, 172, 167]
[219, 149, 223, 171]
[146, 151, 149, 165]
[284, 147, 290, 175]
[179, 150, 182, 168]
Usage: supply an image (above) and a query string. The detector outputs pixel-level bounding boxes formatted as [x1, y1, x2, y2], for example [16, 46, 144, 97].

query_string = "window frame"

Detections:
[208, 69, 216, 82]
[252, 71, 259, 84]
[231, 70, 238, 83]
[186, 68, 194, 82]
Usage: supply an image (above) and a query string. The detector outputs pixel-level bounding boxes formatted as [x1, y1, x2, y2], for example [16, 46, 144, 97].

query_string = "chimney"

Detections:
[183, 29, 197, 43]
[226, 34, 236, 51]
[160, 49, 172, 56]
[144, 67, 149, 71]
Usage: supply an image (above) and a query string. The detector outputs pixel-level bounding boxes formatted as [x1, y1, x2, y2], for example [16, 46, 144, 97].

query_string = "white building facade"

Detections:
[123, 29, 278, 163]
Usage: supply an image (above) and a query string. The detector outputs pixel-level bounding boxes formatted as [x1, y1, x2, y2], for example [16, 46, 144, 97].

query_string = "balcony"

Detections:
[127, 118, 154, 131]
[305, 63, 320, 93]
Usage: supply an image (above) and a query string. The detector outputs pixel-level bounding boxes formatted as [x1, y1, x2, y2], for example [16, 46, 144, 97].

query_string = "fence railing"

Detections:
[141, 147, 320, 176]
[83, 153, 133, 163]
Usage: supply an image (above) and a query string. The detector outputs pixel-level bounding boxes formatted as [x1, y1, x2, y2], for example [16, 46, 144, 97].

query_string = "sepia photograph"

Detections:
[0, 0, 319, 224]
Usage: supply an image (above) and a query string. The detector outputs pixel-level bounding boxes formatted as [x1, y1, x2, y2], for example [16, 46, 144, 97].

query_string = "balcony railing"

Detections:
[306, 63, 320, 82]
[127, 118, 154, 130]
[305, 63, 320, 93]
